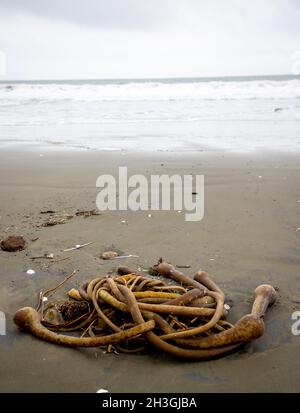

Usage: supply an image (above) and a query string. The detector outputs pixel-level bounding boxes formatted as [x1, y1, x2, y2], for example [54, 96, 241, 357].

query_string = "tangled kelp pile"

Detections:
[14, 262, 277, 360]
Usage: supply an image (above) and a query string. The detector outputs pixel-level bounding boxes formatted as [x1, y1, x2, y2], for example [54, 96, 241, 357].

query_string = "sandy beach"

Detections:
[0, 145, 299, 392]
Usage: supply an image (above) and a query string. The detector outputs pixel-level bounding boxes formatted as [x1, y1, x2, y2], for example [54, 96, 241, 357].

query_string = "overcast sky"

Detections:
[0, 0, 299, 80]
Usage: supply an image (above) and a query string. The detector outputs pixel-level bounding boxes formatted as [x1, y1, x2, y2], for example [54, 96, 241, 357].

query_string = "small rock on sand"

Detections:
[101, 251, 119, 260]
[0, 235, 26, 252]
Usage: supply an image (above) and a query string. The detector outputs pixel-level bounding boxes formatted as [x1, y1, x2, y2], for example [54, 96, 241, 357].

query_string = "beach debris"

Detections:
[14, 262, 277, 361]
[68, 288, 83, 301]
[101, 251, 139, 260]
[147, 214, 152, 218]
[96, 389, 109, 393]
[113, 254, 139, 259]
[35, 270, 78, 317]
[274, 107, 283, 112]
[43, 214, 73, 227]
[0, 235, 26, 252]
[26, 269, 35, 275]
[101, 251, 119, 260]
[75, 209, 100, 217]
[121, 220, 127, 224]
[117, 265, 137, 275]
[30, 253, 54, 260]
[46, 257, 71, 268]
[104, 345, 119, 355]
[40, 210, 56, 214]
[176, 264, 191, 269]
[59, 301, 89, 321]
[31, 237, 39, 242]
[296, 227, 300, 232]
[63, 242, 93, 252]
[43, 307, 63, 324]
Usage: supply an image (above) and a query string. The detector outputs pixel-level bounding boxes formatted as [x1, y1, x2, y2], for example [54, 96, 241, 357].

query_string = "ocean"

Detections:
[0, 75, 299, 152]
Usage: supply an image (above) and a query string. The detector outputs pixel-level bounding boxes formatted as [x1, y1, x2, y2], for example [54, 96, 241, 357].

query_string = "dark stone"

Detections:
[0, 235, 26, 252]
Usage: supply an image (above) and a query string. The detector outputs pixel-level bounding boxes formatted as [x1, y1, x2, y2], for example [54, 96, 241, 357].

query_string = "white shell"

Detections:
[96, 388, 109, 393]
[26, 269, 35, 275]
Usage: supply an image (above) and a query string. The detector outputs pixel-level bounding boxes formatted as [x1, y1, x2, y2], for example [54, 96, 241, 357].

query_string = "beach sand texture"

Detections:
[0, 147, 299, 392]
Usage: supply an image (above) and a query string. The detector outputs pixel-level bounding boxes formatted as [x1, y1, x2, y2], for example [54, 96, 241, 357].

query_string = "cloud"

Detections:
[2, 0, 300, 33]
[0, 0, 299, 79]
[0, 0, 180, 30]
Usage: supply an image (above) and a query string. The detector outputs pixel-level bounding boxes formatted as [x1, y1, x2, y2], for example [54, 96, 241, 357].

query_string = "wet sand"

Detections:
[0, 145, 300, 392]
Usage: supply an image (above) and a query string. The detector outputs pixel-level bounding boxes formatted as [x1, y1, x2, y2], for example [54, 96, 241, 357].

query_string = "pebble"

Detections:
[101, 251, 119, 260]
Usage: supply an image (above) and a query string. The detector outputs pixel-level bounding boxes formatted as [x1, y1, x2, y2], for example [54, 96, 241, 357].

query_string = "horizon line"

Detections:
[0, 73, 299, 83]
